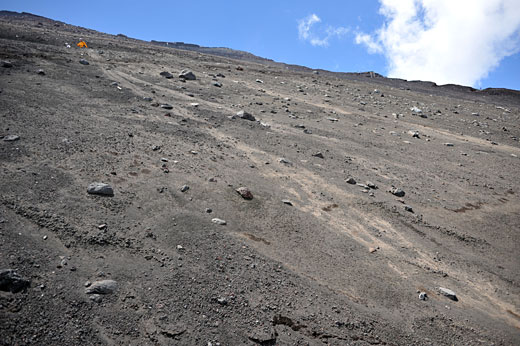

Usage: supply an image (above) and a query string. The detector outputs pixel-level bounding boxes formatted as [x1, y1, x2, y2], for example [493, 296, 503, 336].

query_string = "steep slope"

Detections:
[1, 12, 519, 345]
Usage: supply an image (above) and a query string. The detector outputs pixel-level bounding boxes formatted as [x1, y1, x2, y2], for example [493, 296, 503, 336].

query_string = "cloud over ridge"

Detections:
[356, 0, 520, 87]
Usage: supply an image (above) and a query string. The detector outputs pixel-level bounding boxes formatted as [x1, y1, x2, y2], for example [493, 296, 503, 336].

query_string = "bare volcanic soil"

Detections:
[1, 12, 519, 346]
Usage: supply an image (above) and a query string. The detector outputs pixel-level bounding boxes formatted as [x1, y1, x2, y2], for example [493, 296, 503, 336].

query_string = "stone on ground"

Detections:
[0, 269, 30, 293]
[85, 279, 118, 294]
[179, 70, 196, 80]
[87, 182, 114, 196]
[236, 187, 253, 200]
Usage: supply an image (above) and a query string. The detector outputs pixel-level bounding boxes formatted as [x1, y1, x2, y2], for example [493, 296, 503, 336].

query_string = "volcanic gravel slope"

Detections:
[1, 12, 519, 346]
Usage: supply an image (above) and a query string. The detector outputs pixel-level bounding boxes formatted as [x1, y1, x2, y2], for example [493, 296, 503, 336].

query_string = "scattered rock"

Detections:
[408, 130, 420, 138]
[212, 218, 226, 225]
[236, 187, 253, 200]
[404, 205, 414, 213]
[439, 287, 458, 301]
[367, 182, 378, 189]
[312, 152, 324, 159]
[160, 104, 173, 109]
[279, 158, 292, 165]
[303, 129, 312, 134]
[282, 200, 293, 206]
[212, 81, 222, 87]
[180, 185, 189, 192]
[248, 327, 277, 344]
[3, 134, 20, 142]
[179, 70, 196, 80]
[419, 292, 428, 300]
[79, 59, 89, 65]
[160, 71, 173, 79]
[37, 69, 45, 75]
[410, 106, 422, 114]
[444, 143, 454, 147]
[236, 110, 256, 121]
[85, 280, 118, 295]
[2, 61, 13, 68]
[217, 297, 228, 305]
[255, 79, 264, 83]
[369, 247, 377, 253]
[0, 269, 30, 293]
[391, 187, 405, 197]
[87, 182, 114, 196]
[89, 294, 103, 303]
[346, 177, 357, 184]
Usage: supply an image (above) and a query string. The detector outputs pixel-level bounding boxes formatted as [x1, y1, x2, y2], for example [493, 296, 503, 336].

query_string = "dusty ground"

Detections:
[1, 12, 519, 346]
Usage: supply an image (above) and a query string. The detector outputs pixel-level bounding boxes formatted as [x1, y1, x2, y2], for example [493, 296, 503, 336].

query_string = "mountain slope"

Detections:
[1, 11, 519, 345]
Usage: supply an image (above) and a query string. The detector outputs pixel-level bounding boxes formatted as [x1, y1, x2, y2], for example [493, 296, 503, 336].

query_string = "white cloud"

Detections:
[298, 14, 349, 47]
[355, 0, 520, 87]
[355, 33, 383, 53]
[298, 14, 321, 41]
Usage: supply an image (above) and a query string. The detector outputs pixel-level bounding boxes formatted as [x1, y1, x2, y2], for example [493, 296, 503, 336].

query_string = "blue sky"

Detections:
[2, 0, 520, 90]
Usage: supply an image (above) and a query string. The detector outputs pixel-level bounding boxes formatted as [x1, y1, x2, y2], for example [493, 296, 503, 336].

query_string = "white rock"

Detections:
[212, 218, 226, 225]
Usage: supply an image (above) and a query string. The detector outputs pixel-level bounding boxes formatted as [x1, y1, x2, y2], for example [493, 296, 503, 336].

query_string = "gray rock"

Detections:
[410, 106, 422, 113]
[37, 69, 45, 75]
[180, 185, 189, 192]
[439, 287, 458, 301]
[85, 279, 118, 294]
[212, 218, 226, 225]
[87, 182, 114, 196]
[79, 59, 89, 65]
[312, 152, 324, 159]
[391, 187, 405, 197]
[0, 269, 30, 293]
[279, 158, 292, 165]
[217, 297, 228, 305]
[236, 187, 253, 200]
[282, 200, 293, 206]
[160, 71, 173, 79]
[143, 97, 153, 101]
[213, 82, 222, 87]
[404, 205, 414, 213]
[236, 110, 256, 121]
[179, 70, 196, 80]
[160, 104, 173, 109]
[2, 61, 13, 68]
[419, 292, 428, 300]
[248, 327, 277, 344]
[444, 143, 454, 147]
[303, 129, 313, 134]
[3, 135, 20, 142]
[255, 79, 264, 83]
[367, 182, 378, 189]
[346, 177, 357, 184]
[89, 294, 103, 303]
